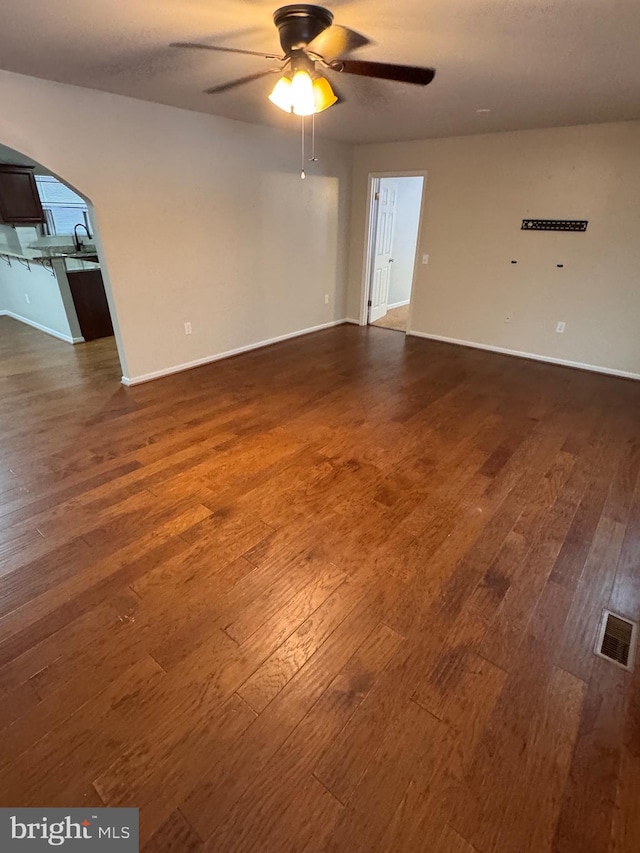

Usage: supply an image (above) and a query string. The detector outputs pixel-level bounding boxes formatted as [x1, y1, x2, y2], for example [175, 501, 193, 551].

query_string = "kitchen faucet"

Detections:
[73, 222, 93, 252]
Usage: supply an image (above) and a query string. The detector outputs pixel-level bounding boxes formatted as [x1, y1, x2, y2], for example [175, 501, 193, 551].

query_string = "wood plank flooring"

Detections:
[1, 314, 639, 852]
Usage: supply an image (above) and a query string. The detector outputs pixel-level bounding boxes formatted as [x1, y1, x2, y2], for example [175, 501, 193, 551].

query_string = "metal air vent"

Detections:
[594, 609, 637, 670]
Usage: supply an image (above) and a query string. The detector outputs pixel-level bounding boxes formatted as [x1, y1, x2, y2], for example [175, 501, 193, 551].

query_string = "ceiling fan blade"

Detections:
[336, 60, 435, 86]
[204, 70, 277, 95]
[306, 25, 370, 61]
[171, 42, 282, 61]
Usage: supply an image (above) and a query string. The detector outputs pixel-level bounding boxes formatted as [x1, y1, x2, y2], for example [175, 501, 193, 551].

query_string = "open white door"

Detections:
[369, 180, 397, 322]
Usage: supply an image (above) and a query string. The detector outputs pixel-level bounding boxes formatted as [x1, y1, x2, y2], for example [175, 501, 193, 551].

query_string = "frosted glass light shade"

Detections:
[291, 70, 316, 116]
[312, 76, 338, 113]
[268, 76, 293, 112]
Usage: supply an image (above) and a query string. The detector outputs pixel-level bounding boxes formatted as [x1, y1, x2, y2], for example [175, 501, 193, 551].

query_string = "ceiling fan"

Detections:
[171, 4, 436, 117]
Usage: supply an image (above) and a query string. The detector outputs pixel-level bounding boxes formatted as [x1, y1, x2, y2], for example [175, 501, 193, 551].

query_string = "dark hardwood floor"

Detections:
[1, 313, 639, 852]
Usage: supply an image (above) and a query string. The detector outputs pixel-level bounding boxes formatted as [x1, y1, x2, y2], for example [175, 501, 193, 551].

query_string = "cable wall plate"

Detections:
[521, 219, 588, 232]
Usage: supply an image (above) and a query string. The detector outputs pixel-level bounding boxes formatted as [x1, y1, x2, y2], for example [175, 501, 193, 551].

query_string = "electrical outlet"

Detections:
[324, 294, 329, 304]
[556, 321, 566, 334]
[24, 293, 30, 304]
[422, 254, 429, 265]
[184, 321, 192, 335]
[505, 314, 512, 323]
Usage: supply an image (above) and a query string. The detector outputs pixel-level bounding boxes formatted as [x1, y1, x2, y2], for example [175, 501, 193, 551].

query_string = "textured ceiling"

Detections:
[1, 0, 639, 144]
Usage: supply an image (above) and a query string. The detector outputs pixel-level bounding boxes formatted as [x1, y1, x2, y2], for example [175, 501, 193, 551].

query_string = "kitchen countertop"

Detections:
[0, 246, 100, 270]
[0, 246, 52, 261]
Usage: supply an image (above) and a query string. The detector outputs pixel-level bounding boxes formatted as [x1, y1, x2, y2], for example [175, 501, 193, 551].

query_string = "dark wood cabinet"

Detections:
[0, 165, 45, 224]
[67, 269, 114, 341]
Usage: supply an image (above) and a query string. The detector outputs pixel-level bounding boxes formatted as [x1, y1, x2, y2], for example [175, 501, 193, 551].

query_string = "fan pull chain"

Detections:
[301, 116, 306, 180]
[309, 113, 318, 163]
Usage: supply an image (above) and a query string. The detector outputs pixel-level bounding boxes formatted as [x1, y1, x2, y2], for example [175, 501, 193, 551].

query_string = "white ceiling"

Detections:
[1, 0, 639, 144]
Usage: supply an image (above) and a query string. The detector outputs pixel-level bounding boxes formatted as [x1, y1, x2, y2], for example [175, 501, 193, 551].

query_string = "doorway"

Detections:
[0, 143, 124, 376]
[362, 172, 426, 333]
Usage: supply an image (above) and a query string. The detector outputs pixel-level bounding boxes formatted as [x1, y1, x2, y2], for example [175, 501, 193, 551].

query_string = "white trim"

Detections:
[387, 300, 410, 311]
[407, 330, 640, 381]
[360, 176, 379, 326]
[344, 317, 362, 325]
[122, 319, 348, 386]
[1, 310, 83, 344]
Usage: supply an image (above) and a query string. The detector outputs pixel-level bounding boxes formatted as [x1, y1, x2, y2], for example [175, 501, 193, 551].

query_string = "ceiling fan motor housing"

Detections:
[273, 5, 334, 54]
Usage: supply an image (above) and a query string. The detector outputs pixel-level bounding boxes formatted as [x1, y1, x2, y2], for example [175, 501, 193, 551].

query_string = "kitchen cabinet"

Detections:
[66, 269, 114, 341]
[0, 165, 45, 224]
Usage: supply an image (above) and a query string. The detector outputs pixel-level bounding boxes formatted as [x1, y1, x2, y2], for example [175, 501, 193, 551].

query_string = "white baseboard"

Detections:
[1, 310, 83, 344]
[344, 317, 362, 325]
[122, 319, 349, 386]
[407, 330, 640, 381]
[387, 300, 410, 310]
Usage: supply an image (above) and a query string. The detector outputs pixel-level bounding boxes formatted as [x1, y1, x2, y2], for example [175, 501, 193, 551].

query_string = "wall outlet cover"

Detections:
[556, 321, 566, 333]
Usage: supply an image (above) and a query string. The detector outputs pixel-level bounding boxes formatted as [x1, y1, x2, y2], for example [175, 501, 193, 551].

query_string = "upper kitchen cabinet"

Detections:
[0, 165, 45, 224]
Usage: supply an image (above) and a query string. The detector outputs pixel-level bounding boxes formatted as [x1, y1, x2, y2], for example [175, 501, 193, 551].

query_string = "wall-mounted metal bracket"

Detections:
[40, 258, 56, 277]
[0, 253, 56, 276]
[522, 219, 588, 232]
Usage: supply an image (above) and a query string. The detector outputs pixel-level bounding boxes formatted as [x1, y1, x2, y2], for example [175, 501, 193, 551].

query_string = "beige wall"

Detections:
[348, 122, 640, 378]
[0, 71, 353, 383]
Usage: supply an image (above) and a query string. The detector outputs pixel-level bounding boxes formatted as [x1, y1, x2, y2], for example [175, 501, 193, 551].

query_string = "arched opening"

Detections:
[0, 142, 125, 379]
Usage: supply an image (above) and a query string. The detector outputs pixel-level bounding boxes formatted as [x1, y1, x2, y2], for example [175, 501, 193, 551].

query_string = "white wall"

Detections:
[348, 122, 640, 378]
[0, 251, 75, 343]
[0, 70, 353, 383]
[0, 261, 74, 342]
[381, 176, 423, 307]
[0, 224, 81, 342]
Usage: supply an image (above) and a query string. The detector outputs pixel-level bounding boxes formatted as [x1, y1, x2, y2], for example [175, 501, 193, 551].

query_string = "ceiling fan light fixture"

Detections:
[181, 4, 436, 119]
[268, 69, 337, 115]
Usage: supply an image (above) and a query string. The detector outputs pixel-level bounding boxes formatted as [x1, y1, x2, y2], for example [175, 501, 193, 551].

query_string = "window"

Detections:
[34, 175, 91, 236]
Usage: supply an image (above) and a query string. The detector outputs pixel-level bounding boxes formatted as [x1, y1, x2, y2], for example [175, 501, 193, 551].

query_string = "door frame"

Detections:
[358, 170, 428, 331]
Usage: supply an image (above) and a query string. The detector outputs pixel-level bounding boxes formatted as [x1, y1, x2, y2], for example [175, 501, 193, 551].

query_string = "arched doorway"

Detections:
[0, 142, 126, 378]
